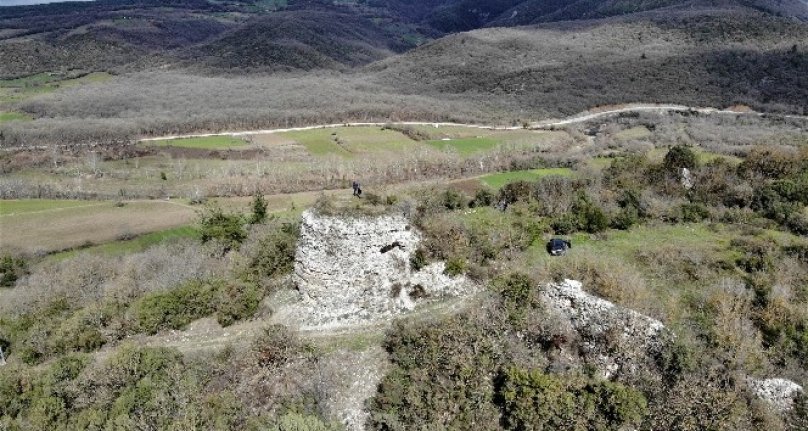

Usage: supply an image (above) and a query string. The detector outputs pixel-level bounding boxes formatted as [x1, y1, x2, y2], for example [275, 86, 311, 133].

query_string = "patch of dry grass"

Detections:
[0, 200, 197, 254]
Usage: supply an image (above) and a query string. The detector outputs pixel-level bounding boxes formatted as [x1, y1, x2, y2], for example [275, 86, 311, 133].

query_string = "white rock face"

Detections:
[289, 209, 473, 329]
[748, 378, 804, 411]
[540, 279, 666, 378]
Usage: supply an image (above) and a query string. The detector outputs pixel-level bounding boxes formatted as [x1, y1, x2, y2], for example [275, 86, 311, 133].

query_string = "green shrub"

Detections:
[370, 316, 501, 429]
[252, 325, 310, 368]
[783, 243, 808, 263]
[245, 222, 299, 282]
[738, 146, 799, 179]
[498, 367, 647, 431]
[497, 181, 532, 206]
[442, 189, 467, 210]
[215, 282, 262, 327]
[269, 412, 341, 431]
[731, 237, 776, 274]
[679, 203, 710, 223]
[443, 256, 467, 276]
[199, 206, 246, 252]
[604, 155, 650, 189]
[470, 188, 495, 207]
[249, 194, 268, 224]
[0, 255, 27, 288]
[365, 193, 383, 205]
[53, 307, 108, 353]
[570, 194, 609, 233]
[663, 145, 698, 174]
[135, 280, 218, 334]
[580, 204, 609, 233]
[786, 212, 808, 235]
[410, 248, 428, 271]
[551, 214, 577, 234]
[611, 206, 639, 230]
[492, 272, 536, 324]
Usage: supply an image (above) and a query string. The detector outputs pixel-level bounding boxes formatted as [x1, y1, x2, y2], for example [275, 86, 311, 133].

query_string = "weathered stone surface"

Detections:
[748, 377, 804, 411]
[288, 209, 473, 329]
[540, 279, 666, 378]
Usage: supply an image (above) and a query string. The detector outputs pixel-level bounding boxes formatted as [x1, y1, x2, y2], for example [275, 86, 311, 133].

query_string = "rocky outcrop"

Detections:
[288, 210, 473, 329]
[541, 280, 805, 412]
[539, 279, 666, 378]
[748, 378, 805, 411]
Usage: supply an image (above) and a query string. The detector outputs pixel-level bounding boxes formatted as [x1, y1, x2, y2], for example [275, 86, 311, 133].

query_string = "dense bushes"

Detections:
[367, 268, 790, 431]
[199, 205, 247, 252]
[133, 238, 293, 332]
[498, 367, 647, 431]
[135, 279, 219, 334]
[0, 212, 301, 365]
[0, 338, 335, 430]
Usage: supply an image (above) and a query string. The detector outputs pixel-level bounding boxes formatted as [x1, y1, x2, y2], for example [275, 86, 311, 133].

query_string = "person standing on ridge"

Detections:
[352, 181, 362, 197]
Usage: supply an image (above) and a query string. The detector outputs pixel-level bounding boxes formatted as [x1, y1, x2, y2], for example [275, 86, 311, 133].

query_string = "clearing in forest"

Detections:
[146, 135, 251, 150]
[481, 168, 573, 188]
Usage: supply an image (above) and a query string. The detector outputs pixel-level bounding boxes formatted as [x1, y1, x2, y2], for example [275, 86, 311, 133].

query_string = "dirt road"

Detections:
[137, 104, 808, 143]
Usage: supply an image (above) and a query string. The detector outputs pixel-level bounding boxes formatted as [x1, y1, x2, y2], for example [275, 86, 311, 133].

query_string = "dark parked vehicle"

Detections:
[547, 238, 572, 256]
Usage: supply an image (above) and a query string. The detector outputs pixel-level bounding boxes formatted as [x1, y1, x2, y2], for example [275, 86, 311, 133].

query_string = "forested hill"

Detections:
[1, 0, 806, 77]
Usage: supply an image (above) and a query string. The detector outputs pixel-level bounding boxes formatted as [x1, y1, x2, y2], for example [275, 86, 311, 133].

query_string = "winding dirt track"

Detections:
[3, 104, 805, 152]
[137, 104, 808, 142]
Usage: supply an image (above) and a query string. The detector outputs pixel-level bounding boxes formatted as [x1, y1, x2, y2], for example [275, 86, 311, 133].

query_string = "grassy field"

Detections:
[0, 72, 111, 103]
[49, 225, 200, 261]
[426, 137, 500, 155]
[480, 168, 573, 188]
[613, 126, 652, 141]
[0, 111, 32, 123]
[146, 135, 250, 149]
[0, 191, 324, 255]
[0, 199, 102, 216]
[558, 223, 735, 262]
[281, 127, 420, 156]
[0, 200, 197, 254]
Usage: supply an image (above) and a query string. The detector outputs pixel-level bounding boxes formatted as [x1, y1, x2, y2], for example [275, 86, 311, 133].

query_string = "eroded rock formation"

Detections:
[540, 279, 667, 379]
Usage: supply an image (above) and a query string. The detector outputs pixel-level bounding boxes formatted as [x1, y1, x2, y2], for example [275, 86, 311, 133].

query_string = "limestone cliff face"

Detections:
[290, 209, 472, 328]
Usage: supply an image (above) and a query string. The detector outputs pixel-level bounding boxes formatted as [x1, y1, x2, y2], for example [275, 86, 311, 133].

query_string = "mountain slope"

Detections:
[368, 8, 808, 115]
[2, 0, 806, 79]
[191, 9, 408, 71]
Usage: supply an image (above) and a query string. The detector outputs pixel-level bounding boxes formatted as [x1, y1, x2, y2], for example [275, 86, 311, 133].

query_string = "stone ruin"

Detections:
[287, 209, 474, 329]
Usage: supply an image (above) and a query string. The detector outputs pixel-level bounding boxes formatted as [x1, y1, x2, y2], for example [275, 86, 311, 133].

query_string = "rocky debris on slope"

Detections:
[288, 209, 474, 329]
[748, 378, 805, 411]
[317, 346, 389, 431]
[540, 279, 666, 379]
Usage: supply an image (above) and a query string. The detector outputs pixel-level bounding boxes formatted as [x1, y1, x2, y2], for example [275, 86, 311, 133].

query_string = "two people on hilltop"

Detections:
[352, 181, 363, 198]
